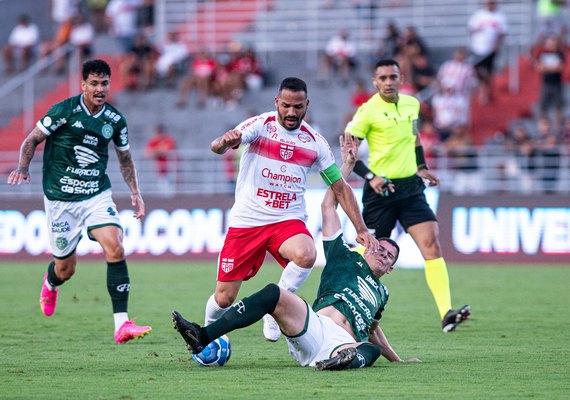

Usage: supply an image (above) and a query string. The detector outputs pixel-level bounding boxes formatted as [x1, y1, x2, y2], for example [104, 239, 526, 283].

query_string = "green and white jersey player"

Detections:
[39, 92, 128, 201]
[7, 59, 152, 344]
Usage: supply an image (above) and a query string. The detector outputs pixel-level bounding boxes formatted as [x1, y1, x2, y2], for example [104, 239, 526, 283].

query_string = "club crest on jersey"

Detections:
[221, 258, 234, 273]
[280, 143, 294, 160]
[101, 124, 113, 139]
[55, 237, 68, 250]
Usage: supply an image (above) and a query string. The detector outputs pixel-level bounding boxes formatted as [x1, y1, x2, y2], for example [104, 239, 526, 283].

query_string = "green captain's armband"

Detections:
[320, 164, 342, 186]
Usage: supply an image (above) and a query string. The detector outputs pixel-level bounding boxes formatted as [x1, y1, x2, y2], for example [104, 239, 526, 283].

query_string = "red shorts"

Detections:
[217, 219, 312, 282]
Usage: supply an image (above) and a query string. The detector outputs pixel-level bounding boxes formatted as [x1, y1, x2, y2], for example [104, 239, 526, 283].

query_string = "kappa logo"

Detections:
[73, 145, 100, 167]
[72, 121, 84, 129]
[279, 143, 294, 160]
[116, 283, 130, 292]
[357, 276, 378, 307]
[107, 207, 116, 216]
[221, 258, 234, 273]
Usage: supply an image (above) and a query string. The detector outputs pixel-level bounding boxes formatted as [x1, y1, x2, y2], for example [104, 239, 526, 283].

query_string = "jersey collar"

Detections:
[80, 94, 106, 118]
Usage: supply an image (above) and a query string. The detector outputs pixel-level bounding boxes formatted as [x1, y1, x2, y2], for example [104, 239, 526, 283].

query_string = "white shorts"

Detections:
[286, 303, 356, 367]
[44, 189, 122, 258]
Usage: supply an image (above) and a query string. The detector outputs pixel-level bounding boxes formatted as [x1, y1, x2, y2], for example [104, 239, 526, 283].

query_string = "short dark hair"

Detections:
[82, 59, 111, 80]
[378, 237, 400, 264]
[375, 59, 400, 71]
[279, 77, 307, 95]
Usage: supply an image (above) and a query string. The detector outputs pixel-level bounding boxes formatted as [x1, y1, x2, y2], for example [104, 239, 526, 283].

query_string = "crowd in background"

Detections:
[1, 0, 569, 195]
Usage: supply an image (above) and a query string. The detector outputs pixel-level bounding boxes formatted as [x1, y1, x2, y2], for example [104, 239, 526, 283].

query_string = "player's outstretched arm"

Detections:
[321, 133, 358, 236]
[369, 323, 421, 363]
[330, 177, 378, 253]
[211, 129, 242, 154]
[116, 148, 145, 219]
[7, 127, 47, 185]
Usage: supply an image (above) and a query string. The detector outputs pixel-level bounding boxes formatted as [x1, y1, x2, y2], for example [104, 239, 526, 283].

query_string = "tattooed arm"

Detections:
[116, 148, 145, 219]
[7, 127, 47, 185]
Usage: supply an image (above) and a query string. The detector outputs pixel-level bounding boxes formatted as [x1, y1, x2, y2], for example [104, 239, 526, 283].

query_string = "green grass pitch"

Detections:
[1, 261, 569, 399]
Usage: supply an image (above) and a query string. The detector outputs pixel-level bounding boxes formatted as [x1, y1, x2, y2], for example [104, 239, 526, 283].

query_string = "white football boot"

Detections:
[262, 314, 281, 342]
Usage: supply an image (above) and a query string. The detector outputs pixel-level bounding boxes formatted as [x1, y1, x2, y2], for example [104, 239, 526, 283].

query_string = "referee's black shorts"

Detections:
[361, 175, 437, 239]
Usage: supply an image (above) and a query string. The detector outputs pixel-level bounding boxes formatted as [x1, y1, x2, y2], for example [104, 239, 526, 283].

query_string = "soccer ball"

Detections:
[192, 335, 232, 367]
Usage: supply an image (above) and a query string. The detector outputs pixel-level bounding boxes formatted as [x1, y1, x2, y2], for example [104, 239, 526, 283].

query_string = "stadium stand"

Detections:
[1, 0, 569, 196]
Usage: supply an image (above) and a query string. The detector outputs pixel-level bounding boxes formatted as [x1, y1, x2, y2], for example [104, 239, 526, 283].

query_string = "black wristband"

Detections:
[415, 145, 429, 170]
[354, 160, 375, 181]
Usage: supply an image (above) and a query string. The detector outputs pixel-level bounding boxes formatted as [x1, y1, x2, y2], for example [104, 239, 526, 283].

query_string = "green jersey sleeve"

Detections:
[37, 98, 73, 136]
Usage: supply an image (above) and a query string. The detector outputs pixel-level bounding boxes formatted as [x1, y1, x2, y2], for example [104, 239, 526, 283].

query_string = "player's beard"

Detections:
[279, 111, 305, 131]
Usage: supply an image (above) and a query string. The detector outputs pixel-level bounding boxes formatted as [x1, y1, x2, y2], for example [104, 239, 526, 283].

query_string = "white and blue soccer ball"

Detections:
[192, 335, 232, 367]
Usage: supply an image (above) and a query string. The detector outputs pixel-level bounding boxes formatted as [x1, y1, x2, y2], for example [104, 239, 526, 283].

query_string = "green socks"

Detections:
[47, 261, 64, 287]
[347, 342, 382, 369]
[203, 283, 281, 343]
[107, 260, 130, 313]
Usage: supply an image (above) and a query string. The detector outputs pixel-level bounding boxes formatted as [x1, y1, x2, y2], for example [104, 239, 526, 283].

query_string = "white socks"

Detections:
[278, 262, 312, 293]
[113, 312, 129, 332]
[204, 294, 230, 326]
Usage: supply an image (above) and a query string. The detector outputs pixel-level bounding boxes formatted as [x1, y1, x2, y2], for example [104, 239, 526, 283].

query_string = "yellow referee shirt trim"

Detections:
[346, 94, 419, 179]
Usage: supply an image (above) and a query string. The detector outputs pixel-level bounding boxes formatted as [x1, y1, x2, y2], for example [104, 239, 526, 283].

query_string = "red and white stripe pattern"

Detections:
[229, 111, 335, 228]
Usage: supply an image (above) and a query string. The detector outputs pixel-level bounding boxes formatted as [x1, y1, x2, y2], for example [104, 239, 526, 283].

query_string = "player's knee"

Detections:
[214, 291, 236, 309]
[103, 242, 125, 261]
[289, 247, 316, 269]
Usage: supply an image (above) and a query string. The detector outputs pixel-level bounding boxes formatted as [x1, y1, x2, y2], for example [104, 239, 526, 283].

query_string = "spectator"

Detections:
[40, 1, 77, 74]
[506, 124, 538, 193]
[418, 120, 442, 169]
[437, 47, 478, 101]
[376, 21, 400, 60]
[120, 32, 157, 90]
[431, 83, 470, 141]
[145, 124, 177, 195]
[69, 14, 96, 64]
[228, 46, 264, 94]
[397, 25, 429, 80]
[443, 126, 482, 195]
[342, 78, 374, 130]
[86, 0, 109, 34]
[137, 0, 155, 36]
[3, 14, 40, 73]
[154, 31, 189, 86]
[561, 116, 570, 145]
[536, 0, 567, 41]
[533, 34, 566, 132]
[318, 30, 358, 85]
[106, 0, 142, 54]
[467, 0, 508, 105]
[534, 117, 560, 192]
[410, 53, 436, 93]
[50, 0, 80, 35]
[177, 50, 217, 108]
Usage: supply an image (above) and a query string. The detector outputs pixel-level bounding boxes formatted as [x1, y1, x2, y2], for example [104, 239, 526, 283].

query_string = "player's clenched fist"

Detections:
[222, 129, 242, 149]
[211, 129, 242, 154]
